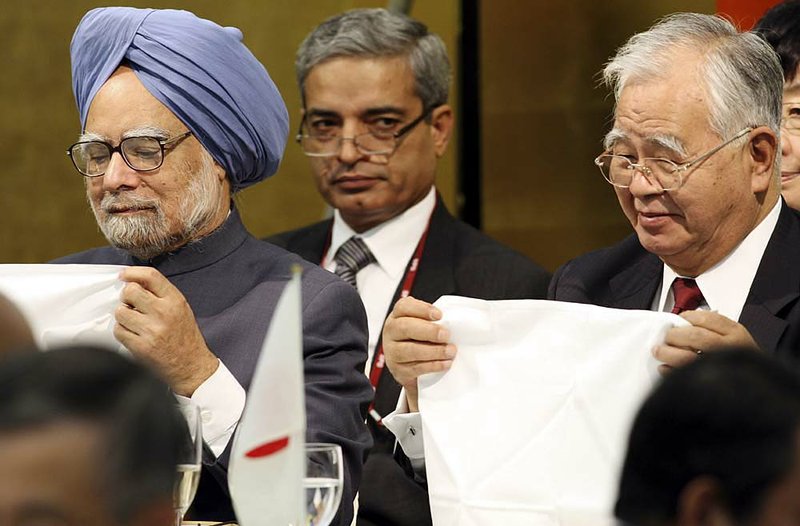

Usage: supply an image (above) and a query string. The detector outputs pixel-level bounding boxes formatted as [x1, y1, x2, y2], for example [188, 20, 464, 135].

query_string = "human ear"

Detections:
[429, 104, 454, 157]
[214, 160, 227, 183]
[675, 476, 736, 526]
[748, 126, 779, 194]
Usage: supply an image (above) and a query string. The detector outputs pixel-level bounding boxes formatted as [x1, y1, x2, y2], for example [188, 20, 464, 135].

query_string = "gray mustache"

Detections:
[100, 194, 160, 213]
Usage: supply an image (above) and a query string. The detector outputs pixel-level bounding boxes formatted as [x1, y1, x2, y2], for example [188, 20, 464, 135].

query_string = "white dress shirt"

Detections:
[323, 186, 437, 374]
[385, 199, 783, 469]
[177, 360, 245, 458]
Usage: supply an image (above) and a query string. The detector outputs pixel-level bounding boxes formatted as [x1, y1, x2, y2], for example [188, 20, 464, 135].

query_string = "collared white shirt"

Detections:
[653, 199, 782, 318]
[176, 360, 245, 458]
[324, 186, 437, 374]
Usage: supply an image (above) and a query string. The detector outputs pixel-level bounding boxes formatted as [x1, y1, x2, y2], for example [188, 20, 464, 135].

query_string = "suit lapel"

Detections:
[404, 201, 458, 303]
[740, 203, 800, 353]
[607, 243, 663, 310]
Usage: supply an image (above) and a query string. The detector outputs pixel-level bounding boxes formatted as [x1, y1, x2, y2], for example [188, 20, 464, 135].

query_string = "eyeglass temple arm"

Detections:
[393, 107, 433, 139]
[681, 127, 753, 171]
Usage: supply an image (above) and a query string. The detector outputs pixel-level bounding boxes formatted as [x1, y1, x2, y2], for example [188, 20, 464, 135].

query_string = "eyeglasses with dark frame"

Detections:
[296, 107, 434, 158]
[594, 126, 753, 192]
[66, 130, 193, 178]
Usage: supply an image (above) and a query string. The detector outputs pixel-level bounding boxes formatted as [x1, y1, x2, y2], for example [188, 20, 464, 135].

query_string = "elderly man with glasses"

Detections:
[267, 8, 550, 526]
[57, 8, 373, 525]
[547, 12, 800, 370]
[381, 11, 800, 473]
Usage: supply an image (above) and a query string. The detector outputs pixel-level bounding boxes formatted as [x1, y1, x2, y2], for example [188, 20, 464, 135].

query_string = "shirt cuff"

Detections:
[176, 359, 245, 458]
[382, 388, 425, 472]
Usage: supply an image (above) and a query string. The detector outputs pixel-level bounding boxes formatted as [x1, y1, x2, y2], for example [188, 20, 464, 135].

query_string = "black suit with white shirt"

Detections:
[268, 197, 551, 526]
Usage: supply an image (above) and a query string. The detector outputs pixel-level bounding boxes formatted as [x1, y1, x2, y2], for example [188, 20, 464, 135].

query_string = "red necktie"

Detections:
[671, 278, 704, 314]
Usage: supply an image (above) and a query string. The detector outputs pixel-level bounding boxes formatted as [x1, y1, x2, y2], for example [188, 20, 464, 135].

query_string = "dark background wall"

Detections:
[479, 1, 716, 271]
[0, 1, 778, 271]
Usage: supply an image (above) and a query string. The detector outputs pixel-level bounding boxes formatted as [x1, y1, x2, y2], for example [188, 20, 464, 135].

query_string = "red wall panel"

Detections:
[717, 0, 782, 30]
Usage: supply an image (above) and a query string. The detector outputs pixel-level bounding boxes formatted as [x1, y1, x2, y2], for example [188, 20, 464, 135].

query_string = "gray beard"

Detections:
[90, 156, 222, 260]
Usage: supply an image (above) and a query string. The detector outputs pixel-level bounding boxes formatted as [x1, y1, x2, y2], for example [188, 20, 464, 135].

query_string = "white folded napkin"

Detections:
[0, 264, 126, 351]
[419, 296, 688, 526]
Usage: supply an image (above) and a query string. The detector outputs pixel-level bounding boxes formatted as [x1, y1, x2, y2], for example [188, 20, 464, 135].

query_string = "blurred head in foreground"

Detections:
[0, 346, 186, 526]
[616, 349, 800, 526]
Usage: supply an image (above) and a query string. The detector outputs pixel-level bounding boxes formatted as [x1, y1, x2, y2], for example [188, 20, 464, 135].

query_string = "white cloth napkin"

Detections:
[0, 264, 125, 350]
[419, 296, 688, 526]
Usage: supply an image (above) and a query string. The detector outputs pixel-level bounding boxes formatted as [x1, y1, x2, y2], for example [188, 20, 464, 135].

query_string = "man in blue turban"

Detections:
[57, 8, 372, 524]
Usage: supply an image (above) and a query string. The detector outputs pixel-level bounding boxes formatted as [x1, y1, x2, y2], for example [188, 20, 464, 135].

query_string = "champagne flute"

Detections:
[174, 403, 203, 525]
[304, 443, 344, 526]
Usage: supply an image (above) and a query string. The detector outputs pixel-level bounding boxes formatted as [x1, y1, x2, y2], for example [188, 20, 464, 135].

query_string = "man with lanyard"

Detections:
[60, 8, 372, 524]
[268, 8, 550, 526]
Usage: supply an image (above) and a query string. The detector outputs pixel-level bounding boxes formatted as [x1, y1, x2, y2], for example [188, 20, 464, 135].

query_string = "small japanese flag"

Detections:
[229, 266, 306, 526]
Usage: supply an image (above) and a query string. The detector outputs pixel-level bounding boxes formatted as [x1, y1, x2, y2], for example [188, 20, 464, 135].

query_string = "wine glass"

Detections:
[304, 443, 344, 526]
[174, 403, 203, 525]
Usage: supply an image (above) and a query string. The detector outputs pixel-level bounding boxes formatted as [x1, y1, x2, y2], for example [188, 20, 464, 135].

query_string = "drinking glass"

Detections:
[174, 403, 203, 525]
[304, 443, 344, 526]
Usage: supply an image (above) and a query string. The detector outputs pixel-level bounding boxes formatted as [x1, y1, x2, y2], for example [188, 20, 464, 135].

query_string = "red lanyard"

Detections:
[321, 210, 435, 423]
[367, 217, 432, 422]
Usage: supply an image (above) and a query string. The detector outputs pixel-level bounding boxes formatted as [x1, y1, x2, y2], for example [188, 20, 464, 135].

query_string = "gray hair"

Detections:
[296, 8, 450, 110]
[603, 13, 782, 139]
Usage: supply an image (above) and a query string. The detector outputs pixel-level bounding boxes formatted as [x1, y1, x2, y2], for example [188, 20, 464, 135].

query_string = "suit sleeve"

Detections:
[301, 279, 374, 526]
[191, 277, 372, 525]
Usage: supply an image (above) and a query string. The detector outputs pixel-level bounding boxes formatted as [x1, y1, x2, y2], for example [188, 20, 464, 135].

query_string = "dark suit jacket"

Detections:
[549, 202, 800, 357]
[54, 208, 373, 525]
[268, 198, 551, 526]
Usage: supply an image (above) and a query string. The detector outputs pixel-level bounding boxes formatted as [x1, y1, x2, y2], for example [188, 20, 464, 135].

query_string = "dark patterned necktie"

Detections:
[333, 236, 376, 290]
[670, 278, 705, 314]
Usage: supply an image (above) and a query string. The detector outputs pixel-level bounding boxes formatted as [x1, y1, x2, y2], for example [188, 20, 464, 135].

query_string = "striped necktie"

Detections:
[333, 236, 376, 290]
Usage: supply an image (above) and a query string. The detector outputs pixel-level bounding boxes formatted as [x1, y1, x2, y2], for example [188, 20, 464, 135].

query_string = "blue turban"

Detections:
[70, 7, 289, 191]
